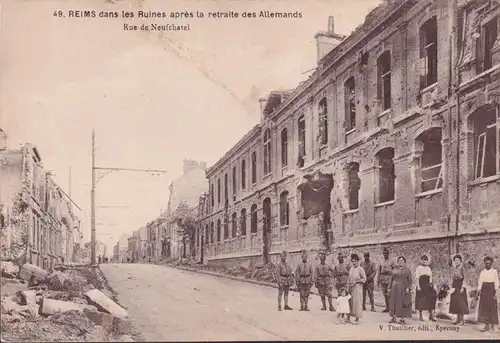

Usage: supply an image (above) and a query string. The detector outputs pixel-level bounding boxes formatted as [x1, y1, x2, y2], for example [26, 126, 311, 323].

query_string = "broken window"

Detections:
[318, 98, 328, 145]
[241, 160, 246, 190]
[263, 129, 272, 175]
[419, 17, 438, 90]
[473, 105, 499, 179]
[376, 148, 395, 203]
[279, 191, 290, 226]
[477, 17, 498, 73]
[298, 115, 306, 167]
[347, 162, 361, 210]
[216, 219, 221, 242]
[418, 128, 443, 192]
[250, 204, 258, 233]
[231, 212, 237, 238]
[251, 151, 257, 184]
[224, 173, 228, 203]
[240, 208, 247, 236]
[232, 166, 237, 198]
[345, 77, 356, 130]
[377, 51, 391, 111]
[217, 178, 221, 204]
[281, 128, 288, 167]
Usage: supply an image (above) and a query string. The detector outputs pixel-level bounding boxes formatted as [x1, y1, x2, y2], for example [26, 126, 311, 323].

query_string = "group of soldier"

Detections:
[274, 247, 395, 314]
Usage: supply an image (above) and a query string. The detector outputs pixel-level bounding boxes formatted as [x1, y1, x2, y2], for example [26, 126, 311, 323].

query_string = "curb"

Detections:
[164, 263, 388, 308]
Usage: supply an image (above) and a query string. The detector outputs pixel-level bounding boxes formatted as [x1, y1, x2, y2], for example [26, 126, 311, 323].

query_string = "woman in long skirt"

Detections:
[415, 254, 437, 321]
[477, 256, 499, 332]
[347, 253, 366, 325]
[449, 254, 469, 326]
[389, 256, 413, 324]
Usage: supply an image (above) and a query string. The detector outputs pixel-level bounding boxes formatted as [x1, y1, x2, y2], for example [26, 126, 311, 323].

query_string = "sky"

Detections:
[0, 0, 381, 253]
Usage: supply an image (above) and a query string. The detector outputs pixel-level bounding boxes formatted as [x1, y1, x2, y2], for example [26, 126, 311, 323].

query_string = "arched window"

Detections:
[376, 148, 395, 203]
[279, 191, 290, 226]
[318, 98, 328, 145]
[216, 219, 221, 242]
[472, 105, 499, 179]
[263, 129, 272, 175]
[281, 128, 288, 167]
[240, 209, 247, 236]
[231, 212, 237, 238]
[250, 204, 258, 233]
[347, 162, 361, 210]
[241, 160, 246, 190]
[416, 128, 443, 192]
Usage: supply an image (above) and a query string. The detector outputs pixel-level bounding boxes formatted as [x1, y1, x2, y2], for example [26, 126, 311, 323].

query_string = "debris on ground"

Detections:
[1, 262, 136, 342]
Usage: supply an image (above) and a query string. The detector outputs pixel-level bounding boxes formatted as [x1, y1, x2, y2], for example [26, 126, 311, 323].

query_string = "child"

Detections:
[337, 287, 351, 321]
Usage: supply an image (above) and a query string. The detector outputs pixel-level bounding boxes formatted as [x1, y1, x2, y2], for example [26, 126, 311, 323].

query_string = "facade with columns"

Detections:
[196, 0, 500, 286]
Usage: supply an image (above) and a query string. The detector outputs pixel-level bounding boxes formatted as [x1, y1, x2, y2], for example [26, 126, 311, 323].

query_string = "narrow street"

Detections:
[100, 263, 497, 341]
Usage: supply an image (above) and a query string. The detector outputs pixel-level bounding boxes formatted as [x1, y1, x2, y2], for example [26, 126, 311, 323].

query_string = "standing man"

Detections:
[296, 250, 314, 311]
[275, 251, 294, 311]
[361, 252, 376, 312]
[377, 247, 396, 313]
[315, 250, 335, 311]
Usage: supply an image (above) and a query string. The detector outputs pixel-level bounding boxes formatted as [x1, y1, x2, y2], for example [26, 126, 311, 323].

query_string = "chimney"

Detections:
[314, 16, 345, 63]
[0, 129, 7, 150]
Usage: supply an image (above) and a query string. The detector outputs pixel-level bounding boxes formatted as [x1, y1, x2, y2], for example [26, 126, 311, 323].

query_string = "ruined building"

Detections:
[0, 136, 81, 269]
[196, 0, 500, 286]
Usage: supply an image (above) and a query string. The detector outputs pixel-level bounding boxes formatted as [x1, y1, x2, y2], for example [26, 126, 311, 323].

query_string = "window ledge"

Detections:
[346, 128, 356, 135]
[262, 173, 272, 179]
[374, 200, 395, 208]
[251, 232, 257, 236]
[280, 225, 290, 230]
[468, 174, 500, 187]
[378, 108, 392, 118]
[420, 82, 437, 94]
[343, 209, 359, 215]
[416, 189, 443, 198]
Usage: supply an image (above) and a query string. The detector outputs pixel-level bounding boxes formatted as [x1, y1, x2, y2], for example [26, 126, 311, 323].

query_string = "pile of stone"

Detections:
[1, 261, 135, 342]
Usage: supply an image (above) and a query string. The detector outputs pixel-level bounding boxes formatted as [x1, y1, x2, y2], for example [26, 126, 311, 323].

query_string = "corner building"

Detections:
[197, 0, 500, 286]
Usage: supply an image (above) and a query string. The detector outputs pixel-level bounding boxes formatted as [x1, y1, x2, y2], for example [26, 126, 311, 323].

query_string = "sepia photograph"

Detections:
[1, 0, 500, 341]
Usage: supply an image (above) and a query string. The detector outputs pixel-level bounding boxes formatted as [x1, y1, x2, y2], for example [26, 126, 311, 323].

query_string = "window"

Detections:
[347, 163, 361, 210]
[318, 98, 328, 145]
[263, 129, 272, 175]
[298, 115, 306, 166]
[241, 160, 246, 190]
[281, 129, 288, 167]
[419, 17, 438, 90]
[376, 148, 395, 203]
[240, 209, 247, 236]
[251, 152, 257, 184]
[377, 51, 391, 111]
[216, 220, 221, 242]
[477, 17, 498, 73]
[217, 179, 221, 204]
[263, 198, 272, 232]
[206, 224, 211, 245]
[417, 128, 443, 192]
[279, 191, 290, 226]
[345, 77, 356, 130]
[224, 173, 228, 203]
[231, 212, 237, 238]
[232, 166, 237, 198]
[250, 204, 258, 233]
[473, 105, 499, 179]
[210, 184, 214, 207]
[210, 222, 214, 244]
[223, 216, 229, 239]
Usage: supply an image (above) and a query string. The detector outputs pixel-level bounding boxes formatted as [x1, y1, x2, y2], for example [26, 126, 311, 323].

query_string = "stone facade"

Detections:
[0, 142, 81, 269]
[196, 0, 500, 286]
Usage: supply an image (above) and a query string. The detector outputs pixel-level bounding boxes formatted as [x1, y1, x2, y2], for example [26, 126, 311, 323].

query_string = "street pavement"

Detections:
[100, 263, 499, 341]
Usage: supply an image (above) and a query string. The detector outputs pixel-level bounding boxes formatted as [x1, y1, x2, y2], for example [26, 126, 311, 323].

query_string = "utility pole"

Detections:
[90, 130, 168, 268]
[91, 130, 96, 266]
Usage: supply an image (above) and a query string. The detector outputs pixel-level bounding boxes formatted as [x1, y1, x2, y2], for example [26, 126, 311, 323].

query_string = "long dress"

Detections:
[389, 266, 413, 318]
[415, 265, 436, 311]
[477, 268, 499, 325]
[348, 265, 366, 318]
[449, 266, 469, 315]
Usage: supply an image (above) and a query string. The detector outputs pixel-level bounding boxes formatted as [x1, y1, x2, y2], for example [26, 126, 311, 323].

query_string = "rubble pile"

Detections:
[1, 262, 135, 342]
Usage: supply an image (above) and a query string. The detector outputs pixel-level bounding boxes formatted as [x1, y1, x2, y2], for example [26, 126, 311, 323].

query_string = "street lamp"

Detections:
[91, 130, 168, 267]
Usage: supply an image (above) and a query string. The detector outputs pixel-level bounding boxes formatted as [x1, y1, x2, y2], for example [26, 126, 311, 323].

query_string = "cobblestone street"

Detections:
[100, 263, 498, 341]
